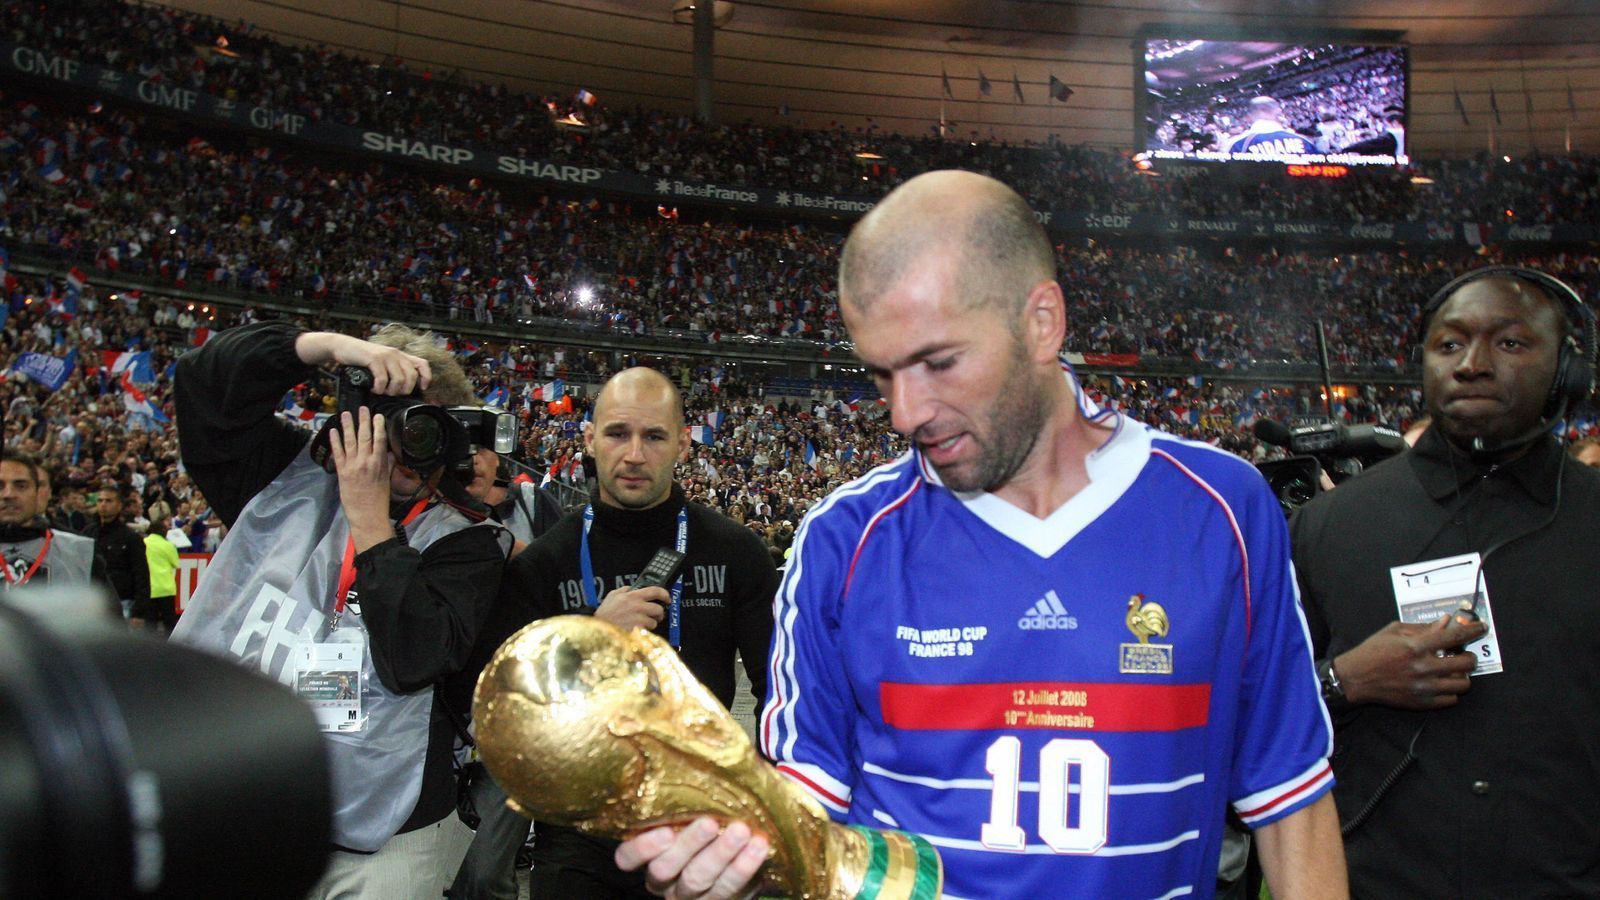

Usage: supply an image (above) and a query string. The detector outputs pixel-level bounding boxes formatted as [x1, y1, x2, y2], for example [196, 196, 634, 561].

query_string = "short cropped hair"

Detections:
[0, 449, 42, 486]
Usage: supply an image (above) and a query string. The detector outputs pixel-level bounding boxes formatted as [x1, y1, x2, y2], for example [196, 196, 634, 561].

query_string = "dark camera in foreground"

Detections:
[0, 590, 330, 899]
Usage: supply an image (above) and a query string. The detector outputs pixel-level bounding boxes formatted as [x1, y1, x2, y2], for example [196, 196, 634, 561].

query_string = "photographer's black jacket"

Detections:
[176, 321, 508, 839]
[1291, 427, 1600, 898]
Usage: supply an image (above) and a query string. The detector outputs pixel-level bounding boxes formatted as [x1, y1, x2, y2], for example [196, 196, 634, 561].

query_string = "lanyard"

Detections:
[579, 503, 688, 649]
[333, 498, 430, 621]
[2, 529, 53, 587]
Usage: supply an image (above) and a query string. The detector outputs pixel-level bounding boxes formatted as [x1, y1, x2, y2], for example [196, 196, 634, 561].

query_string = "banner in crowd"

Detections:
[6, 40, 1595, 247]
[8, 348, 76, 390]
[176, 551, 210, 614]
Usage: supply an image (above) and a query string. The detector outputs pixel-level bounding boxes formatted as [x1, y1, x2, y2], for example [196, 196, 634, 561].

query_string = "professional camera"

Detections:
[1253, 417, 1406, 514]
[0, 589, 330, 899]
[309, 365, 472, 476]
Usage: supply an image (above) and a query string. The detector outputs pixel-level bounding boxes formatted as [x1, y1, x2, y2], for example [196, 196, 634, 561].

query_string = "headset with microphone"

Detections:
[1416, 265, 1598, 458]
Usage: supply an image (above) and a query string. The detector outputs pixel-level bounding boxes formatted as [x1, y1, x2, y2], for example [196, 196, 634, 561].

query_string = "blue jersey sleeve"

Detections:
[1227, 475, 1335, 827]
[759, 484, 866, 820]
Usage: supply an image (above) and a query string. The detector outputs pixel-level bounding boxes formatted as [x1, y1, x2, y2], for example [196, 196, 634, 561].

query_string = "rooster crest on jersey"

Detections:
[1017, 590, 1078, 630]
[1120, 594, 1174, 674]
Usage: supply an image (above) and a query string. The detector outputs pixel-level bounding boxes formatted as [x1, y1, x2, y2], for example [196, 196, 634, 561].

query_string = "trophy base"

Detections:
[843, 825, 942, 900]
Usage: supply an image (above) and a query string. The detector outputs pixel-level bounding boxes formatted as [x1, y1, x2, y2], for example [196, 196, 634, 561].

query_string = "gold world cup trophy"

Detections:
[474, 615, 943, 900]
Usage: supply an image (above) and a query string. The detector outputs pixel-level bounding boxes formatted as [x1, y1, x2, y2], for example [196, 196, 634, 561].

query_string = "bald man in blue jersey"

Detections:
[617, 171, 1346, 900]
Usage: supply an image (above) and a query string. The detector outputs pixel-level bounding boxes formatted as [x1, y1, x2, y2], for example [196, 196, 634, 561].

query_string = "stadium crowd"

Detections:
[2, 264, 1443, 564]
[8, 92, 1600, 374]
[8, 0, 1600, 228]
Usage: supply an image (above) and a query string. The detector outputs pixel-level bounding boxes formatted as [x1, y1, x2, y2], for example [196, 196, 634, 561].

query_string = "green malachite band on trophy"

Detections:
[908, 834, 941, 900]
[851, 825, 889, 900]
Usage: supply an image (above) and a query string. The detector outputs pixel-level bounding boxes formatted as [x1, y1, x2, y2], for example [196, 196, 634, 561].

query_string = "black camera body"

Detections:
[309, 366, 472, 477]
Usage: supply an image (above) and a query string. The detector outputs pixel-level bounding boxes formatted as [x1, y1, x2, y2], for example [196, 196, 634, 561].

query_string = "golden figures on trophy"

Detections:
[474, 615, 942, 900]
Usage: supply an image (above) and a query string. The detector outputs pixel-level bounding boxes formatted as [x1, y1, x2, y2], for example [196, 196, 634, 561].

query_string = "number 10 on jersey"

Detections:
[981, 736, 1110, 853]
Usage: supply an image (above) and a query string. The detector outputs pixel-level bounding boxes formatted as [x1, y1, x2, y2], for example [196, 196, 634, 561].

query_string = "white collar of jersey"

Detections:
[1242, 118, 1287, 135]
[915, 363, 1151, 558]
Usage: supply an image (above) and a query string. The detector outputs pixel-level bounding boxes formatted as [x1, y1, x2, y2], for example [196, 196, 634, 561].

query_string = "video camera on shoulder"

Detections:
[1253, 417, 1405, 514]
[308, 366, 516, 479]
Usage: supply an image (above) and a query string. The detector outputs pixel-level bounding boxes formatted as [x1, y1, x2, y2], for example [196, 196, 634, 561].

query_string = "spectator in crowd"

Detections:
[1293, 268, 1600, 896]
[48, 482, 95, 534]
[1568, 435, 1600, 468]
[0, 449, 111, 611]
[169, 321, 511, 898]
[90, 481, 150, 622]
[140, 507, 181, 633]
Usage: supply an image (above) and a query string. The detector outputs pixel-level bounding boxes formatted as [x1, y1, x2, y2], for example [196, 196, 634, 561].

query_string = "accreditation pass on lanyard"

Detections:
[1390, 552, 1504, 676]
[293, 499, 430, 732]
[579, 504, 688, 649]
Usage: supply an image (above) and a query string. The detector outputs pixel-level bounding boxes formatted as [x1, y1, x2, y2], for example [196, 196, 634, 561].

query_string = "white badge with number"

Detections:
[293, 628, 367, 732]
[1389, 552, 1503, 676]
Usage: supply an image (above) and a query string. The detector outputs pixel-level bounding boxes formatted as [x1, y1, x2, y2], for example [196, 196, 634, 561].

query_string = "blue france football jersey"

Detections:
[761, 374, 1332, 900]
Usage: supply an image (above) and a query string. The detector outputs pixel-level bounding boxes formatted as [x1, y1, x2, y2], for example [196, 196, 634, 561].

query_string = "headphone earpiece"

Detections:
[1415, 265, 1596, 419]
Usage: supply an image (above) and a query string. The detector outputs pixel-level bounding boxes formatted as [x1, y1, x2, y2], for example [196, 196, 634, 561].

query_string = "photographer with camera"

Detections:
[1293, 268, 1600, 896]
[464, 448, 563, 558]
[171, 321, 512, 899]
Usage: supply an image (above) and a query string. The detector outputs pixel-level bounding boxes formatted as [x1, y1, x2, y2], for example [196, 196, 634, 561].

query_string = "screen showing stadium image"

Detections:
[1141, 39, 1409, 165]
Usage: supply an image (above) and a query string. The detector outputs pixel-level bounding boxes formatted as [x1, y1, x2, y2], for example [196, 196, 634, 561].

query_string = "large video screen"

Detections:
[1141, 40, 1408, 165]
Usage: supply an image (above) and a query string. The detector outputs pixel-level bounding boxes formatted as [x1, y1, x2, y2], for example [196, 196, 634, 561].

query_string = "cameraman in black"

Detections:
[1293, 268, 1600, 897]
[171, 322, 511, 899]
[455, 367, 776, 899]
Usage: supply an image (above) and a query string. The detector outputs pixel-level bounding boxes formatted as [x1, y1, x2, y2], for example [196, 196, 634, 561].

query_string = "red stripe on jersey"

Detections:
[879, 681, 1212, 732]
[1150, 449, 1252, 637]
[842, 479, 920, 601]
[1236, 762, 1332, 819]
[775, 764, 848, 808]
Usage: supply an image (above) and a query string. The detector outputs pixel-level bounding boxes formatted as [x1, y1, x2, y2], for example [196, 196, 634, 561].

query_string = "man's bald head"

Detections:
[593, 367, 684, 429]
[839, 170, 1054, 330]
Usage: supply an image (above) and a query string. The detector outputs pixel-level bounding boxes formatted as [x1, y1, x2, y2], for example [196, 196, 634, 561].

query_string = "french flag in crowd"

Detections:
[449, 265, 471, 281]
[804, 440, 820, 470]
[280, 395, 318, 422]
[40, 162, 66, 184]
[312, 273, 328, 296]
[101, 349, 155, 383]
[704, 410, 726, 431]
[534, 379, 564, 401]
[49, 287, 78, 319]
[120, 371, 170, 423]
[481, 385, 510, 407]
[689, 425, 715, 445]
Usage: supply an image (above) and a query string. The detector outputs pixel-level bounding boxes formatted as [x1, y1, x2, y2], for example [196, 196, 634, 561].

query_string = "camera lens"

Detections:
[399, 412, 443, 460]
[1278, 475, 1315, 513]
[0, 601, 329, 899]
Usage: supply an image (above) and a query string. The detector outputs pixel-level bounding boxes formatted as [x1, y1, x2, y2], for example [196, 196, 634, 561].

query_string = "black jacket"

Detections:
[176, 321, 509, 839]
[91, 517, 149, 605]
[475, 484, 778, 887]
[1292, 427, 1600, 898]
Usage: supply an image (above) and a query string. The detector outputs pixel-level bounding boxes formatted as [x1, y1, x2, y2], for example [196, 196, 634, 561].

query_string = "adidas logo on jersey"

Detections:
[1018, 590, 1078, 630]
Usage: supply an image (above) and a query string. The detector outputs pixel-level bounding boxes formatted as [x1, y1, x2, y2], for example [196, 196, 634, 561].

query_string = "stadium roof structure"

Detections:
[165, 0, 1600, 157]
